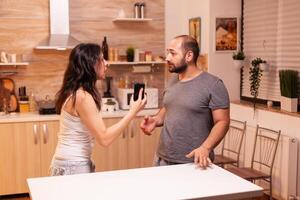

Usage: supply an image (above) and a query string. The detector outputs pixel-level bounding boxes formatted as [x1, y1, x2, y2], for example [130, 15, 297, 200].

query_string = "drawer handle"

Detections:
[33, 124, 38, 144]
[122, 130, 126, 138]
[42, 124, 49, 144]
[130, 121, 135, 138]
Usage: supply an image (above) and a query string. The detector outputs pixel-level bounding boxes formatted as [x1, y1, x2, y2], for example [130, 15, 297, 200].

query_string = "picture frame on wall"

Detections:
[189, 17, 201, 52]
[215, 17, 238, 52]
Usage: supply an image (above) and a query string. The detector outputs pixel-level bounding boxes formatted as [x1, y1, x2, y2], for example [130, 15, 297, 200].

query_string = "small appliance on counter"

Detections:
[36, 95, 56, 115]
[117, 87, 158, 110]
[101, 76, 119, 112]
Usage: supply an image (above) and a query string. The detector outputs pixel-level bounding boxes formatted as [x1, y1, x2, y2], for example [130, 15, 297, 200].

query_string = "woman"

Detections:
[50, 43, 146, 175]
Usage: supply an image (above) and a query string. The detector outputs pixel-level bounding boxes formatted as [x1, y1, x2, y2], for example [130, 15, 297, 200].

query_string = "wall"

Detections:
[208, 0, 241, 101]
[165, 0, 210, 54]
[165, 0, 241, 101]
[165, 0, 186, 48]
[0, 0, 165, 101]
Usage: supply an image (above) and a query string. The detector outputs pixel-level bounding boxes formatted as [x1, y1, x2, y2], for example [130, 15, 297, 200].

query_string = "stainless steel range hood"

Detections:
[35, 0, 80, 50]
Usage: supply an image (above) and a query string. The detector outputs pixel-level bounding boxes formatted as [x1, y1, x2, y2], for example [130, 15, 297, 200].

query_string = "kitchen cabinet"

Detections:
[0, 120, 59, 195]
[140, 123, 161, 167]
[91, 117, 161, 172]
[91, 118, 128, 171]
[0, 115, 160, 195]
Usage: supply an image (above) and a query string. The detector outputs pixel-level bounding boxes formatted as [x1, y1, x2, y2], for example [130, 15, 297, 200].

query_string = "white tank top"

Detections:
[53, 95, 94, 161]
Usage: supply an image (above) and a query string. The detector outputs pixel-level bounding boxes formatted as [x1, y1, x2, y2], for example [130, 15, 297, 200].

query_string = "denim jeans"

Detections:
[50, 159, 95, 176]
[153, 154, 182, 166]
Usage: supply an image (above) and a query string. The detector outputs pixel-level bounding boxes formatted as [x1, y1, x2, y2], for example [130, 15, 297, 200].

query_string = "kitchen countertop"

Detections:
[27, 163, 263, 200]
[0, 109, 159, 123]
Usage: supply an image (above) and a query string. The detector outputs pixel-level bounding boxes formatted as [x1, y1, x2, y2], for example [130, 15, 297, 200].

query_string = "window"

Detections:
[241, 0, 300, 103]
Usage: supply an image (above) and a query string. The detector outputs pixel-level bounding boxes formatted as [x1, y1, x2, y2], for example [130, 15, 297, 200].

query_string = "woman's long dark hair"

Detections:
[55, 43, 102, 114]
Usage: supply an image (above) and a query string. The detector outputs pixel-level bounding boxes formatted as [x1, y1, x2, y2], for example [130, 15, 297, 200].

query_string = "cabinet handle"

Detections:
[42, 124, 49, 144]
[122, 129, 126, 138]
[33, 124, 38, 144]
[130, 121, 135, 138]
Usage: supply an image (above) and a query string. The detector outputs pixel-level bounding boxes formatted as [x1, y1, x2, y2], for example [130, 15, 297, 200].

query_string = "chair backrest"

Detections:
[251, 125, 281, 173]
[221, 119, 247, 164]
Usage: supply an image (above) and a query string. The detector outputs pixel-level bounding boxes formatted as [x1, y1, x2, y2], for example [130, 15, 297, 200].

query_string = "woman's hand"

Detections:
[129, 88, 147, 115]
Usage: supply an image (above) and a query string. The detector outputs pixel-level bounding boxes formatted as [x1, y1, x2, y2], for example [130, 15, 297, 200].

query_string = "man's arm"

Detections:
[186, 108, 230, 168]
[152, 107, 167, 127]
[201, 108, 230, 151]
[140, 107, 166, 135]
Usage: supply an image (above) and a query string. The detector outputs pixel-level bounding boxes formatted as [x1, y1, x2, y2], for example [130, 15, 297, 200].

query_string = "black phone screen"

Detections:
[133, 83, 145, 101]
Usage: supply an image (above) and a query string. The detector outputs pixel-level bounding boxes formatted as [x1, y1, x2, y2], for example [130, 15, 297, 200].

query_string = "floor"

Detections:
[0, 193, 275, 200]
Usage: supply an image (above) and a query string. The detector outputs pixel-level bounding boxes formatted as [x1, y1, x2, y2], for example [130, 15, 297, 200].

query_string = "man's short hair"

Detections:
[175, 35, 200, 64]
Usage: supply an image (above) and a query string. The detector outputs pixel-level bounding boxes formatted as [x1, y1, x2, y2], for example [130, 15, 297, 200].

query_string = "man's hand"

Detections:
[186, 146, 212, 169]
[140, 115, 157, 135]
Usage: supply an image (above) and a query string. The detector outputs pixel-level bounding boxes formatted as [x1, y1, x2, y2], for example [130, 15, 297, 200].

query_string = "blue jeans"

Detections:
[50, 159, 95, 176]
[153, 154, 182, 166]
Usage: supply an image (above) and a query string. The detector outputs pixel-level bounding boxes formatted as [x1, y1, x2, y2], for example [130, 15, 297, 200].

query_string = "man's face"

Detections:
[166, 38, 187, 73]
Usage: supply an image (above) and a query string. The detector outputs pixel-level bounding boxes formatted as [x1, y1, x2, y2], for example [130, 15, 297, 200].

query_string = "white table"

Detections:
[27, 164, 263, 200]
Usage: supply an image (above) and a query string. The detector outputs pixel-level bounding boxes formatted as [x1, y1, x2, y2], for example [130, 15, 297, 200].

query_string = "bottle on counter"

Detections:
[29, 92, 37, 112]
[134, 2, 140, 18]
[102, 36, 109, 60]
[109, 47, 114, 61]
[140, 3, 145, 19]
[118, 77, 125, 88]
[134, 48, 139, 62]
[114, 48, 119, 61]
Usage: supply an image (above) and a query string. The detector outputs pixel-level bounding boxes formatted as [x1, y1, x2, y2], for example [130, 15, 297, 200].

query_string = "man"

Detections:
[140, 35, 230, 168]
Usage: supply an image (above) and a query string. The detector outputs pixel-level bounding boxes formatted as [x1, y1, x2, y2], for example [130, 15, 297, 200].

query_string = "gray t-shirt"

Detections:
[157, 72, 230, 163]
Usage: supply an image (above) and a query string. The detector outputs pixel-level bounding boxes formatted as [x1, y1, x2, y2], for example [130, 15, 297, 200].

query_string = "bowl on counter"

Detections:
[36, 95, 56, 115]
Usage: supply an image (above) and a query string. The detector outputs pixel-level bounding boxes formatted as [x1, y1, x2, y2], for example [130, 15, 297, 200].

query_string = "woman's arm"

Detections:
[76, 89, 146, 146]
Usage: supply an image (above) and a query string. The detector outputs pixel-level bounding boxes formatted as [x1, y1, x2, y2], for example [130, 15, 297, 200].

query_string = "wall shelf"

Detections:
[108, 61, 165, 66]
[112, 18, 153, 22]
[0, 71, 18, 76]
[0, 62, 29, 67]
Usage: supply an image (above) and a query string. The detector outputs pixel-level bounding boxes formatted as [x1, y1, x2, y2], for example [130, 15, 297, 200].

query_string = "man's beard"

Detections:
[168, 60, 188, 74]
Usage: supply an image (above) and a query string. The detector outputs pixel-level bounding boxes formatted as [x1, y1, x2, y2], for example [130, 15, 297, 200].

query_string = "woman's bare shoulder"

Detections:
[75, 89, 94, 104]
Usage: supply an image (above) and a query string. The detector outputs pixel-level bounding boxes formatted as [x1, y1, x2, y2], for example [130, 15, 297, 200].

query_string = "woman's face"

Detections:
[96, 56, 108, 80]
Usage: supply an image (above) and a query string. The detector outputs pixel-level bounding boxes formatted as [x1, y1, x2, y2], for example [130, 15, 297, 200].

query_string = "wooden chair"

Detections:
[226, 125, 281, 200]
[214, 119, 246, 167]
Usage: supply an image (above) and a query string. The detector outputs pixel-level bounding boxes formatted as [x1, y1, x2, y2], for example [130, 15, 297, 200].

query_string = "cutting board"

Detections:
[0, 78, 18, 112]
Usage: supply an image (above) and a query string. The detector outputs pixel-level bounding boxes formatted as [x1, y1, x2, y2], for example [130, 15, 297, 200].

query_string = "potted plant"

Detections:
[232, 50, 245, 69]
[126, 47, 135, 62]
[259, 59, 268, 71]
[249, 57, 264, 111]
[279, 70, 298, 112]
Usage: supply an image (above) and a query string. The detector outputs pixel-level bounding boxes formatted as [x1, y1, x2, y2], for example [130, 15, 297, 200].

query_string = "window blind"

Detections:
[242, 0, 300, 103]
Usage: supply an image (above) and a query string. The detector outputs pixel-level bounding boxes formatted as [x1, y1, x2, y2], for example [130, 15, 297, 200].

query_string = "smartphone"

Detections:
[133, 83, 145, 101]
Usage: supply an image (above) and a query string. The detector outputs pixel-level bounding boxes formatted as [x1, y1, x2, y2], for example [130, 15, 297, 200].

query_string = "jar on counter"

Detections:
[113, 48, 119, 61]
[109, 48, 114, 61]
[145, 51, 152, 62]
[139, 51, 145, 61]
[29, 92, 37, 112]
[19, 101, 30, 113]
[118, 77, 125, 88]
